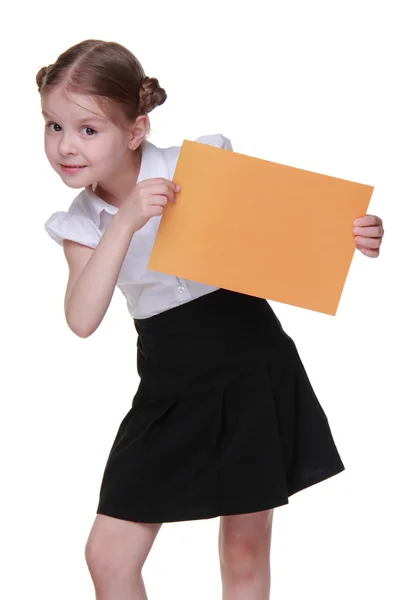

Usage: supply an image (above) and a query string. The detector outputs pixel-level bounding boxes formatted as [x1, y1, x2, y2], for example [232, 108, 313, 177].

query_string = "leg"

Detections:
[85, 514, 162, 600]
[219, 509, 274, 600]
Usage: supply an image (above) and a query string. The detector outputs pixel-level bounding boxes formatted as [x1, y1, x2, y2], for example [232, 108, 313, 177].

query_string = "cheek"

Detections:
[44, 135, 56, 162]
[95, 137, 126, 165]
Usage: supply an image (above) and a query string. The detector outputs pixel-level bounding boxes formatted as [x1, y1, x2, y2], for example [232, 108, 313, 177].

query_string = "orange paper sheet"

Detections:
[148, 140, 374, 315]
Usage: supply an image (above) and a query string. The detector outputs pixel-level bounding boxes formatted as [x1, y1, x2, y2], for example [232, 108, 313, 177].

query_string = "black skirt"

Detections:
[97, 289, 345, 523]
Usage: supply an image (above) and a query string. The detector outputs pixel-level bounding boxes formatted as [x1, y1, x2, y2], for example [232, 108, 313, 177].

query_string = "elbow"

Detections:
[67, 320, 94, 338]
[65, 311, 97, 339]
[73, 326, 93, 339]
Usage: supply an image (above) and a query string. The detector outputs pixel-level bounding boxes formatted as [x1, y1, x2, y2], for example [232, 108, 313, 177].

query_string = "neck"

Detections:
[94, 146, 143, 208]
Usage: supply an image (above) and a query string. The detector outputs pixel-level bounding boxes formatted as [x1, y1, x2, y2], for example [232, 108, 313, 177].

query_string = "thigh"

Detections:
[85, 514, 162, 572]
[219, 510, 274, 553]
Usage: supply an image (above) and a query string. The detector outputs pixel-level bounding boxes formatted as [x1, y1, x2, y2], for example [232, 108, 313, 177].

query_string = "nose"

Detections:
[58, 133, 77, 156]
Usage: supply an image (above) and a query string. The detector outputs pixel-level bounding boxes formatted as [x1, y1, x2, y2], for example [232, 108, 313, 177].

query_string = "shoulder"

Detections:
[193, 133, 233, 150]
[44, 189, 100, 248]
[161, 133, 233, 176]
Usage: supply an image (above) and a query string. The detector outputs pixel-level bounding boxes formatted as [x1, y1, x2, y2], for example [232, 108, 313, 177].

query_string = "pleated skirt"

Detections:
[97, 289, 345, 523]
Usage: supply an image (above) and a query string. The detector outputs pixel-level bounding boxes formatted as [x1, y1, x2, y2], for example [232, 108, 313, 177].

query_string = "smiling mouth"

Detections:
[60, 164, 88, 174]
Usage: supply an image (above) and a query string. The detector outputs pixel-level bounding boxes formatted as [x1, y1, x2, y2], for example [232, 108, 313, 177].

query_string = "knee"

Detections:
[85, 537, 114, 580]
[219, 532, 261, 583]
[84, 535, 141, 584]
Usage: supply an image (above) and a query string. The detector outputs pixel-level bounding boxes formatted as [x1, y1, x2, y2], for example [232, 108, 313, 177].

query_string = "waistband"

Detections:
[134, 289, 287, 369]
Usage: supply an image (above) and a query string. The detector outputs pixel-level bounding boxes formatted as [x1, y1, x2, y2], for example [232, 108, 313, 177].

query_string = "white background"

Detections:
[1, 0, 399, 598]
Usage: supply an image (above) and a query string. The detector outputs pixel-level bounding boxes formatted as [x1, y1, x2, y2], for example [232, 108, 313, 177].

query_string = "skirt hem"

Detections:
[96, 463, 345, 524]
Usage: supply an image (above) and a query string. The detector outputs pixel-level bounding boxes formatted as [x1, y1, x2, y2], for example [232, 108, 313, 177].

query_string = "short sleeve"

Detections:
[194, 133, 233, 151]
[163, 134, 233, 179]
[44, 211, 100, 249]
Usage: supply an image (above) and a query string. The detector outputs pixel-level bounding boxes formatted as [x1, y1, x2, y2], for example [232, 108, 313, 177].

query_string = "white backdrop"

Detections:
[1, 0, 399, 598]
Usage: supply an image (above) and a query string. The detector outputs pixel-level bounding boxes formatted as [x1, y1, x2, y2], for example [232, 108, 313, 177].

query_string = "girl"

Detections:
[37, 40, 384, 600]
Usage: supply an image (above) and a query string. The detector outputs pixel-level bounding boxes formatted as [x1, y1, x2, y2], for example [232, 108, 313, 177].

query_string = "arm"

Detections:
[63, 178, 178, 338]
[63, 210, 136, 338]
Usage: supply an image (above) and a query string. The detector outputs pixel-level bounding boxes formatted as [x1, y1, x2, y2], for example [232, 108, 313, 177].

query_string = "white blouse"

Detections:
[44, 133, 233, 319]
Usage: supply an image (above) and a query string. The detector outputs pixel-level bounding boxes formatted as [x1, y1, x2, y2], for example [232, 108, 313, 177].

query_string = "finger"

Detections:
[149, 205, 164, 217]
[142, 177, 173, 186]
[150, 194, 169, 207]
[353, 225, 384, 237]
[354, 236, 382, 249]
[164, 182, 180, 202]
[155, 187, 176, 204]
[144, 178, 180, 193]
[357, 245, 380, 258]
[353, 214, 382, 227]
[148, 182, 179, 201]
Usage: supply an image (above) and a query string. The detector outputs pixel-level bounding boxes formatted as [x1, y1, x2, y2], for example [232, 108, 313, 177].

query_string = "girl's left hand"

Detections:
[353, 214, 384, 258]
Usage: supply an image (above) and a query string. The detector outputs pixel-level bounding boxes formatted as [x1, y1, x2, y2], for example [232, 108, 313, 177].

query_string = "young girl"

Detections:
[37, 39, 384, 600]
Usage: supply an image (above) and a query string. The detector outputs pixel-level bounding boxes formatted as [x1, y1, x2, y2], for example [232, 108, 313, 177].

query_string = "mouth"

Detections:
[60, 164, 87, 173]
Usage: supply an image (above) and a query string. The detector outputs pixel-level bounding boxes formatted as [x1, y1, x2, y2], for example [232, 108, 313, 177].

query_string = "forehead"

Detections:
[41, 86, 110, 121]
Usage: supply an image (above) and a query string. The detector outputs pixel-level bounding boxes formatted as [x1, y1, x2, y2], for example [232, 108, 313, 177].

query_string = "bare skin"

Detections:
[85, 509, 274, 600]
[85, 514, 162, 600]
[219, 510, 274, 600]
[42, 90, 384, 600]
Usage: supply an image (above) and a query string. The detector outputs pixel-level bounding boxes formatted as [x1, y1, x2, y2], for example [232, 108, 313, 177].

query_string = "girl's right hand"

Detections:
[122, 178, 180, 232]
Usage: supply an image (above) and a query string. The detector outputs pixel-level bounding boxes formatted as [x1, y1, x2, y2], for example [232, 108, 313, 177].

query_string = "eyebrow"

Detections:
[41, 111, 108, 123]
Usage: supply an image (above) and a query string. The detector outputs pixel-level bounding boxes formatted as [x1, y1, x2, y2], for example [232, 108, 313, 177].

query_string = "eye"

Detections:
[47, 122, 62, 132]
[81, 127, 97, 136]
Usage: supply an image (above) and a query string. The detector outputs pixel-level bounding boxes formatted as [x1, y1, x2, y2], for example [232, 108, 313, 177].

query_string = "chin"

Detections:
[57, 172, 93, 190]
[62, 181, 90, 190]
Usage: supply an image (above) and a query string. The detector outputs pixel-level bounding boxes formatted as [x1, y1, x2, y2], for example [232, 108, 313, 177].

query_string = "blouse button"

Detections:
[177, 286, 186, 294]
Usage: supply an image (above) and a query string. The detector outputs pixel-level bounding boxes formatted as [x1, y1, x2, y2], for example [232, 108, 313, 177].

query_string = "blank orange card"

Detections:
[148, 140, 374, 315]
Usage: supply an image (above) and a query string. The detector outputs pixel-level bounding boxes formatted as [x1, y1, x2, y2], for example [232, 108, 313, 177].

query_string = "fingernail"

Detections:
[175, 184, 180, 192]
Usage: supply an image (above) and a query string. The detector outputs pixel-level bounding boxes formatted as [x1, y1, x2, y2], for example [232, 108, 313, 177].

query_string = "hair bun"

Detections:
[139, 76, 167, 114]
[36, 64, 53, 91]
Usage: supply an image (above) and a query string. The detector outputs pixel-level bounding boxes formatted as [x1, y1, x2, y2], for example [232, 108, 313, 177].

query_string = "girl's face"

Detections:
[41, 86, 136, 189]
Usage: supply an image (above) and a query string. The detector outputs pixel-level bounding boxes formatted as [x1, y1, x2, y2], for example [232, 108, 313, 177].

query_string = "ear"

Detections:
[128, 115, 149, 150]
